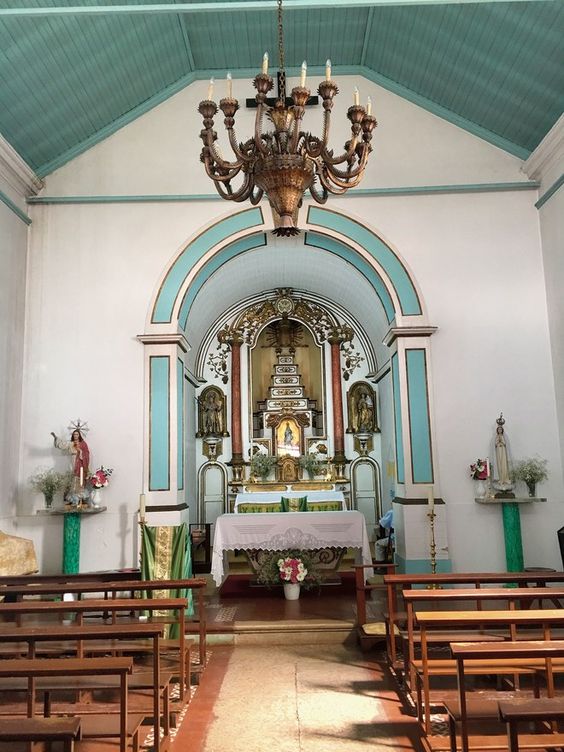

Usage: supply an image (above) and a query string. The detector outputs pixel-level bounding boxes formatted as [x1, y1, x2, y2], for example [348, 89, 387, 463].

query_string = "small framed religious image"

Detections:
[275, 417, 301, 457]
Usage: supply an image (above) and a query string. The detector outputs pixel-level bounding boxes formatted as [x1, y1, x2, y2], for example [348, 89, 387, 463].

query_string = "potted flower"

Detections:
[256, 548, 324, 599]
[88, 465, 113, 507]
[249, 453, 277, 482]
[299, 454, 324, 480]
[29, 467, 67, 508]
[511, 457, 548, 497]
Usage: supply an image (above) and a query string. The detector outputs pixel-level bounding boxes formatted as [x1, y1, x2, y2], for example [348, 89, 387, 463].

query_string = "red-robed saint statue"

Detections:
[51, 428, 90, 488]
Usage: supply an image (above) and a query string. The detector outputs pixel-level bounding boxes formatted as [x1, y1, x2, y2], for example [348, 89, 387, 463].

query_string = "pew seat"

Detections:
[0, 716, 81, 751]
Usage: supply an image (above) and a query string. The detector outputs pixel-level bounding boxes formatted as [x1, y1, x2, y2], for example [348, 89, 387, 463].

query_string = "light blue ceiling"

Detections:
[0, 0, 562, 176]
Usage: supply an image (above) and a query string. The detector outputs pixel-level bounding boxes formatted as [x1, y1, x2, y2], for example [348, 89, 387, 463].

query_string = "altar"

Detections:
[210, 510, 373, 586]
[234, 490, 346, 512]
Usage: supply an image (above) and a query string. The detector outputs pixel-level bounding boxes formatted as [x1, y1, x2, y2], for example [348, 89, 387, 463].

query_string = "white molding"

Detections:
[0, 134, 43, 197]
[136, 332, 191, 352]
[523, 115, 564, 181]
[383, 325, 438, 347]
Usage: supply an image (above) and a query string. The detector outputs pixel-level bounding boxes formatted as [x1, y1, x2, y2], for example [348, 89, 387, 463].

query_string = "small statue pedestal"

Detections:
[46, 506, 107, 574]
[475, 497, 547, 572]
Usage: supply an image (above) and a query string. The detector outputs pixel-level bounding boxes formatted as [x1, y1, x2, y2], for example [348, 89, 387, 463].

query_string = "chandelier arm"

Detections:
[254, 103, 270, 157]
[308, 175, 328, 205]
[205, 138, 245, 173]
[203, 157, 244, 184]
[323, 151, 369, 181]
[318, 170, 355, 195]
[249, 186, 264, 205]
[226, 128, 251, 164]
[322, 108, 332, 147]
[320, 166, 367, 192]
[210, 172, 254, 202]
[319, 135, 360, 167]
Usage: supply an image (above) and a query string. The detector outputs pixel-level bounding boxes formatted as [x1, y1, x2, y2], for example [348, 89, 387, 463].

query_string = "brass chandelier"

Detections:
[198, 0, 377, 237]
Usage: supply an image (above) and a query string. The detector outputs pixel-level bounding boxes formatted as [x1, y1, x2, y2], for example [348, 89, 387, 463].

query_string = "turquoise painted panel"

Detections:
[394, 554, 452, 576]
[177, 358, 184, 492]
[405, 349, 433, 484]
[153, 208, 263, 324]
[178, 232, 267, 330]
[304, 231, 394, 323]
[391, 353, 404, 485]
[150, 356, 170, 492]
[308, 206, 421, 316]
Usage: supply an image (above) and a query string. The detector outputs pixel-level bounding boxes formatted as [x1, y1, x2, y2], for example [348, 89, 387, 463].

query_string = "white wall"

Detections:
[15, 75, 562, 572]
[0, 195, 28, 532]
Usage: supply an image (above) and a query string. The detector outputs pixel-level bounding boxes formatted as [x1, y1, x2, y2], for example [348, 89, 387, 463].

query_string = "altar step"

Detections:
[204, 617, 355, 647]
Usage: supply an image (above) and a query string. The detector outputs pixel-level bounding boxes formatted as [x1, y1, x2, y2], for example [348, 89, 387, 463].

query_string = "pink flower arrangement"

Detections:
[89, 465, 113, 488]
[277, 556, 307, 584]
[469, 458, 489, 480]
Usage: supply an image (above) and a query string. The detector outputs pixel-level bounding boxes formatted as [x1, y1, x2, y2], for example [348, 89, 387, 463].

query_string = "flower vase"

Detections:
[44, 492, 54, 509]
[526, 482, 536, 498]
[90, 487, 102, 508]
[283, 582, 300, 600]
[474, 479, 487, 499]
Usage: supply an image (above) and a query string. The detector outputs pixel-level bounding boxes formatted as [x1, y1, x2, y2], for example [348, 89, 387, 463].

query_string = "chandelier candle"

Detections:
[197, 0, 377, 236]
[227, 72, 232, 98]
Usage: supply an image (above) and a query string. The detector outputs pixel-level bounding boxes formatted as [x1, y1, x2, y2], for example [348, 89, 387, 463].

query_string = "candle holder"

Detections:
[426, 508, 442, 589]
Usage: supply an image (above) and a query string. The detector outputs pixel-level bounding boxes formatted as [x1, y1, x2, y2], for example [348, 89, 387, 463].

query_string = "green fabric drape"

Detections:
[140, 522, 194, 638]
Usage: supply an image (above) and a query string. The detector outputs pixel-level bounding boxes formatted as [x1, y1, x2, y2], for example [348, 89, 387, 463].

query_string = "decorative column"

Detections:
[221, 331, 245, 481]
[137, 333, 191, 526]
[501, 502, 524, 572]
[327, 326, 352, 477]
[383, 326, 451, 574]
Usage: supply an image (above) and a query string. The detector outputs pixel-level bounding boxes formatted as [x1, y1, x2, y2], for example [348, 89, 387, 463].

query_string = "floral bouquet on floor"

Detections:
[89, 465, 113, 488]
[256, 549, 324, 590]
[469, 458, 489, 480]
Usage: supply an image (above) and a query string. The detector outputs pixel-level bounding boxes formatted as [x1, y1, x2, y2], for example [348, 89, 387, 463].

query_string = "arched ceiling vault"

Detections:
[184, 237, 391, 379]
[1, 1, 562, 175]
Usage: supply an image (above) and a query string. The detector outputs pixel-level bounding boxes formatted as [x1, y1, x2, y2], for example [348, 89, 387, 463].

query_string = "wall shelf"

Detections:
[475, 497, 547, 504]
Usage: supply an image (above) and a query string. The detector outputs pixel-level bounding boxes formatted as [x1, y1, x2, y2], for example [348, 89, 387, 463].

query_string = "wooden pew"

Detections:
[0, 622, 167, 752]
[0, 596, 189, 702]
[353, 563, 397, 650]
[416, 610, 564, 739]
[0, 657, 134, 752]
[0, 576, 207, 668]
[0, 569, 141, 586]
[403, 586, 564, 690]
[383, 571, 564, 665]
[451, 641, 564, 752]
[0, 717, 81, 752]
[498, 697, 564, 752]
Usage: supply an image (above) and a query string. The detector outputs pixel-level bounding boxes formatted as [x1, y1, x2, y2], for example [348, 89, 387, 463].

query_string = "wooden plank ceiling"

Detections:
[0, 0, 562, 176]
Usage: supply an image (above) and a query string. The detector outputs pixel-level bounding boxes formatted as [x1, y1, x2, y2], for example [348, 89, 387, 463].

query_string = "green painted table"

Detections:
[475, 497, 546, 571]
[45, 506, 106, 573]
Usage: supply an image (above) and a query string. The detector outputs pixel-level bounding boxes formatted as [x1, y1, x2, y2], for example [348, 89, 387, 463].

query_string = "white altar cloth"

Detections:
[234, 490, 346, 511]
[211, 510, 372, 586]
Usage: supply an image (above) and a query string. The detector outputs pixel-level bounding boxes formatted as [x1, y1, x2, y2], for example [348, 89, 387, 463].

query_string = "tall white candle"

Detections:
[354, 87, 360, 106]
[227, 71, 232, 98]
[325, 58, 331, 81]
[207, 77, 214, 101]
[366, 96, 372, 115]
[139, 493, 146, 519]
[485, 458, 490, 478]
[427, 486, 434, 513]
[79, 467, 83, 488]
[300, 61, 307, 87]
[262, 52, 269, 74]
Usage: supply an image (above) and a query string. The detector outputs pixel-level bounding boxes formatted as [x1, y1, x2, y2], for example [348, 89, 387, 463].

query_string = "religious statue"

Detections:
[203, 392, 223, 435]
[284, 422, 294, 445]
[494, 413, 513, 492]
[196, 387, 228, 438]
[347, 382, 377, 433]
[51, 426, 90, 490]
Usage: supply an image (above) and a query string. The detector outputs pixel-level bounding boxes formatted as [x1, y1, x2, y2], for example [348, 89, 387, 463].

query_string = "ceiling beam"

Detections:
[0, 0, 556, 18]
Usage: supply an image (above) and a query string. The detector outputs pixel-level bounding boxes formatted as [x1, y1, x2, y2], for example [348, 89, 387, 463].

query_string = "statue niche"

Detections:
[196, 386, 229, 438]
[347, 382, 377, 434]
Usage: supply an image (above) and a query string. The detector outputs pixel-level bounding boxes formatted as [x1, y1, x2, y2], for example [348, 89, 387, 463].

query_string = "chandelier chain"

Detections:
[277, 0, 286, 102]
